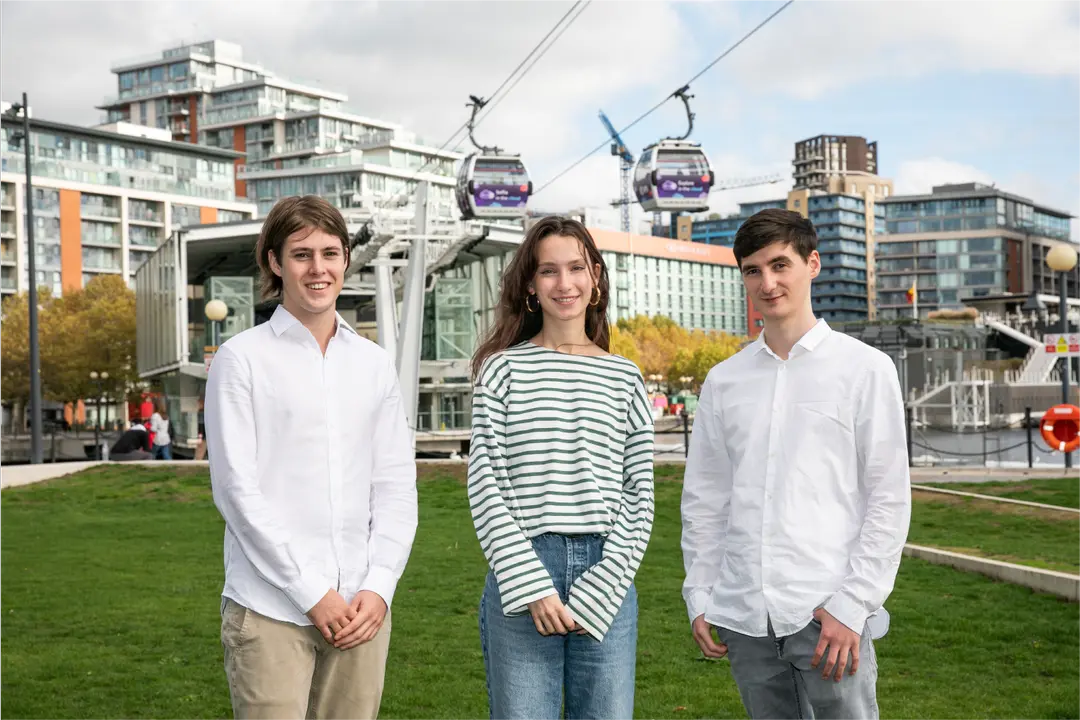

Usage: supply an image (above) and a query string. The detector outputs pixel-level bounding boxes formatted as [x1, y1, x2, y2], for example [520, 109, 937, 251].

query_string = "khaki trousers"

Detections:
[221, 598, 391, 719]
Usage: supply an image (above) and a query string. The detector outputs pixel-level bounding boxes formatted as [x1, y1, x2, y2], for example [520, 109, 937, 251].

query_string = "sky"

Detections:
[2, 0, 1077, 236]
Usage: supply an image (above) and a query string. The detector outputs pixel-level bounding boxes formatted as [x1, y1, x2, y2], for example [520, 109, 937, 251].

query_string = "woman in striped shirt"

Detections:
[468, 216, 655, 719]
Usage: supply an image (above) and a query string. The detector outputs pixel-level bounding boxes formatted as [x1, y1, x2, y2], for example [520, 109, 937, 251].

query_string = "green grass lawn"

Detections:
[2, 464, 1078, 719]
[908, 489, 1079, 573]
[922, 477, 1079, 510]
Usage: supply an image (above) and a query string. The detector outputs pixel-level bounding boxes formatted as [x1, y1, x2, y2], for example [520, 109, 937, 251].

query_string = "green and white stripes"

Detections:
[467, 342, 655, 641]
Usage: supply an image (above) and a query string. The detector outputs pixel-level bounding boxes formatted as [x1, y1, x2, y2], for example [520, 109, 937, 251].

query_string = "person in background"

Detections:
[468, 216, 655, 720]
[149, 399, 172, 460]
[109, 419, 153, 462]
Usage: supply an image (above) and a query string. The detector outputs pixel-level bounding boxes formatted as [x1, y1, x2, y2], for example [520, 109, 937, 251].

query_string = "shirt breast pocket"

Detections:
[791, 401, 856, 488]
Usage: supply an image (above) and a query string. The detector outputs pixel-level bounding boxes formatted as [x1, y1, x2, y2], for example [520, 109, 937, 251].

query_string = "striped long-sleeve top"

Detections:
[468, 341, 655, 641]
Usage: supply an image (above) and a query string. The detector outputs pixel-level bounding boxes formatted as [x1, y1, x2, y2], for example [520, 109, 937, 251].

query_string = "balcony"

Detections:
[81, 204, 121, 220]
[1, 245, 16, 263]
[1, 221, 15, 237]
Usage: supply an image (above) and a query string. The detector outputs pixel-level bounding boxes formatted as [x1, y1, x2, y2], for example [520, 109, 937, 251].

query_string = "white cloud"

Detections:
[719, 0, 1080, 100]
[0, 2, 689, 171]
[893, 157, 996, 195]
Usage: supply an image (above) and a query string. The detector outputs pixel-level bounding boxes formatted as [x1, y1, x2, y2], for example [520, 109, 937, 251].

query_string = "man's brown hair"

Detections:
[254, 196, 351, 299]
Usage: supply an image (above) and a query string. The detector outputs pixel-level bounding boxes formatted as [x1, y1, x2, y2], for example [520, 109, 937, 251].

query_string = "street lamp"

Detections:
[205, 299, 228, 347]
[5, 93, 43, 463]
[89, 370, 109, 459]
[1046, 242, 1078, 469]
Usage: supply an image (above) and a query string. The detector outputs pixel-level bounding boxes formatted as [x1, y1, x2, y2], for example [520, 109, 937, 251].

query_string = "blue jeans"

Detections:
[479, 533, 638, 720]
[153, 443, 172, 460]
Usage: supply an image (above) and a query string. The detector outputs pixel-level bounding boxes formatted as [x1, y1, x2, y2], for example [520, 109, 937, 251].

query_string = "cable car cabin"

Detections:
[633, 141, 714, 213]
[456, 154, 532, 220]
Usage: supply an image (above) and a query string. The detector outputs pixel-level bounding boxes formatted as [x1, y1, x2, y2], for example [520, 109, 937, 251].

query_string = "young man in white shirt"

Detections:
[205, 195, 418, 719]
[681, 208, 911, 719]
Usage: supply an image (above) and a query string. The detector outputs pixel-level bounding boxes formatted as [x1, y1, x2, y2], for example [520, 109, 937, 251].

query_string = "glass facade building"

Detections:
[681, 199, 787, 246]
[876, 183, 1076, 318]
[101, 41, 463, 221]
[809, 194, 885, 322]
[0, 115, 254, 298]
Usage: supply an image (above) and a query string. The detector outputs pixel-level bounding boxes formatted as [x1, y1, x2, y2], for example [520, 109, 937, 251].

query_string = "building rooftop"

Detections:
[1, 115, 246, 160]
[883, 182, 1074, 218]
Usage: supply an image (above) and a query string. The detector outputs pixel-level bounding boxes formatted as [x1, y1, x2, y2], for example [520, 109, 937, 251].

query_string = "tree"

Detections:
[614, 313, 747, 387]
[608, 325, 639, 366]
[42, 275, 139, 406]
[1, 293, 32, 406]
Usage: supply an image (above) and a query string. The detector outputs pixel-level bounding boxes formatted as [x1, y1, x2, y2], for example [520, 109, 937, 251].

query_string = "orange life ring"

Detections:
[1040, 404, 1080, 453]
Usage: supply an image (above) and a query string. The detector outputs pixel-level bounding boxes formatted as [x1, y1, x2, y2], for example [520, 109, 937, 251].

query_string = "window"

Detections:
[963, 270, 1003, 287]
[938, 272, 960, 288]
[965, 237, 1001, 252]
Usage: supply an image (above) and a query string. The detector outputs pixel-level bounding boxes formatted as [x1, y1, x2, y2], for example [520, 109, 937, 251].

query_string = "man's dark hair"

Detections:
[733, 208, 818, 266]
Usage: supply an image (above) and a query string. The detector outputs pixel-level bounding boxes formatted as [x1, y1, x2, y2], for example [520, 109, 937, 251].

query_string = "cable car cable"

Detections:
[374, 0, 587, 209]
[532, 0, 795, 197]
[466, 0, 592, 141]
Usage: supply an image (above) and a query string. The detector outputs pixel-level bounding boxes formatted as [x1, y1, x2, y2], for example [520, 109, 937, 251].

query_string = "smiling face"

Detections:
[739, 240, 820, 323]
[269, 227, 346, 324]
[528, 234, 602, 325]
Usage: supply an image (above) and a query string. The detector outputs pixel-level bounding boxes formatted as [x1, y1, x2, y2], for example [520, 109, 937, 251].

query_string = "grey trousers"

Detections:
[716, 619, 878, 720]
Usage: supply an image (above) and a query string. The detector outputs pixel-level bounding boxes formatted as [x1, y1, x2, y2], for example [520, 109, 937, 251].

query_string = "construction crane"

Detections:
[598, 110, 634, 233]
[713, 173, 785, 192]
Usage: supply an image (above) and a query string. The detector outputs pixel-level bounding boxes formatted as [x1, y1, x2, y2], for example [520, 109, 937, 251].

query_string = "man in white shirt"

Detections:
[682, 208, 911, 719]
[206, 195, 418, 719]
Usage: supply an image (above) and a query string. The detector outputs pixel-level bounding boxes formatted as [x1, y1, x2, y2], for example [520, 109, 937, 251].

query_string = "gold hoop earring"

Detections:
[589, 287, 601, 307]
[526, 294, 540, 313]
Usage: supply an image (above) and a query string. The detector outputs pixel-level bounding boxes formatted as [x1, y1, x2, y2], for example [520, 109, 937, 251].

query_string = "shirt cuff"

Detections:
[284, 571, 331, 616]
[566, 594, 610, 642]
[501, 585, 558, 617]
[685, 588, 711, 625]
[823, 590, 869, 635]
[359, 566, 401, 609]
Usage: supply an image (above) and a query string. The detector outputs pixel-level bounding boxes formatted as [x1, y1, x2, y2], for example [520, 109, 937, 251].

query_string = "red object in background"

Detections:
[128, 392, 163, 444]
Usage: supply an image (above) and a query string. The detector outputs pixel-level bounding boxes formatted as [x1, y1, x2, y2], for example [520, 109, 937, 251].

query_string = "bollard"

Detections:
[1025, 406, 1033, 469]
[682, 409, 690, 458]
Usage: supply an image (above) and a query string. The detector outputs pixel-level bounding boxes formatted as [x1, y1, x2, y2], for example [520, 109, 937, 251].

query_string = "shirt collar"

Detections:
[268, 304, 356, 338]
[753, 318, 832, 359]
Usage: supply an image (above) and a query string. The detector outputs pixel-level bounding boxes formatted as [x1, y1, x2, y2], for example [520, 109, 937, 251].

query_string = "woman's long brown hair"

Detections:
[471, 216, 611, 381]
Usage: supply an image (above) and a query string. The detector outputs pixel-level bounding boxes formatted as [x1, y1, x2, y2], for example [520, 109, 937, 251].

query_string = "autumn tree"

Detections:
[614, 314, 747, 387]
[44, 275, 139, 405]
[0, 292, 34, 406]
[608, 325, 639, 367]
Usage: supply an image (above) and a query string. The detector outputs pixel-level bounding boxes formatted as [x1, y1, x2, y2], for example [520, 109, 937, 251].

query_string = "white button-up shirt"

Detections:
[206, 305, 418, 626]
[682, 319, 910, 638]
